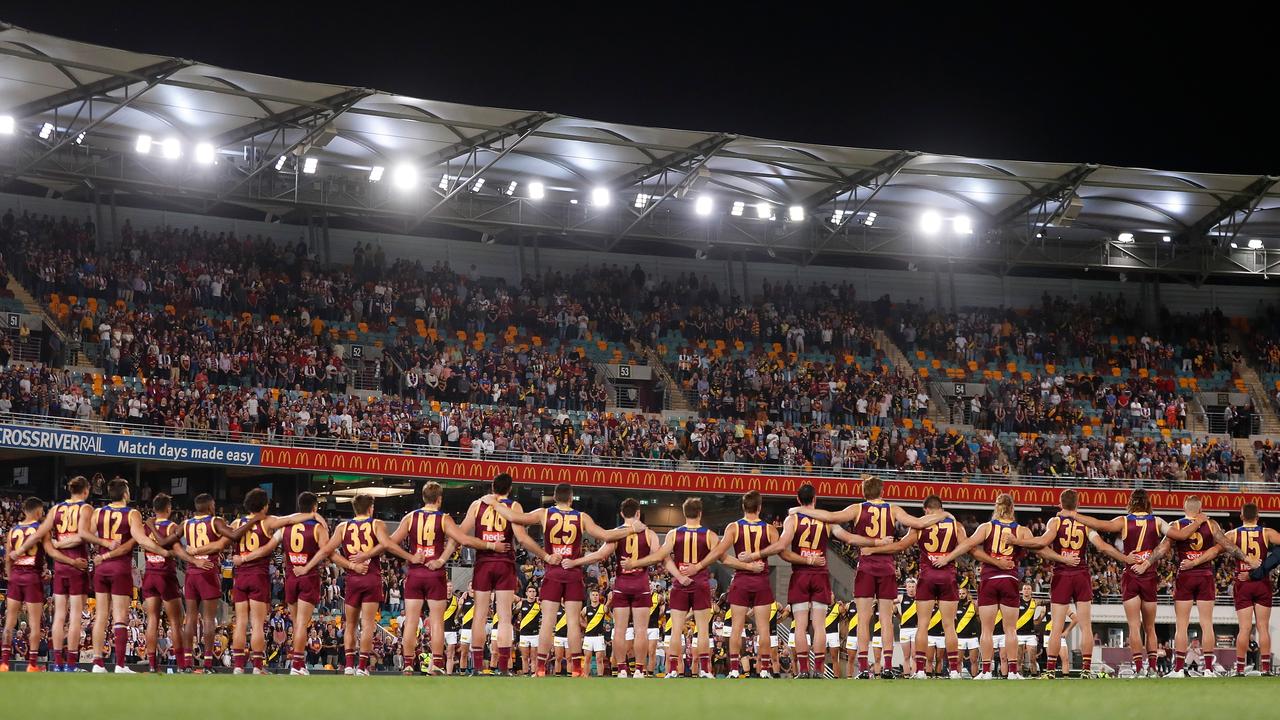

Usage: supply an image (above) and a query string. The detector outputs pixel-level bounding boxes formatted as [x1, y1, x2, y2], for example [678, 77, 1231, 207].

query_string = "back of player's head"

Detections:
[796, 483, 816, 506]
[67, 475, 89, 496]
[742, 490, 762, 514]
[22, 496, 44, 515]
[682, 497, 702, 519]
[352, 493, 374, 515]
[107, 477, 130, 502]
[862, 476, 883, 500]
[1059, 489, 1078, 511]
[491, 473, 513, 496]
[297, 491, 318, 513]
[244, 488, 270, 514]
[1128, 489, 1150, 513]
[553, 483, 573, 504]
[194, 493, 215, 513]
[1184, 495, 1202, 513]
[620, 497, 641, 520]
[993, 493, 1014, 520]
[922, 494, 942, 511]
[421, 482, 442, 505]
[1242, 503, 1259, 522]
[152, 493, 172, 513]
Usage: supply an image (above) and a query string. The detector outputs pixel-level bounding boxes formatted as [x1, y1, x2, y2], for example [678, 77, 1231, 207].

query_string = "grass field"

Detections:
[0, 675, 1275, 719]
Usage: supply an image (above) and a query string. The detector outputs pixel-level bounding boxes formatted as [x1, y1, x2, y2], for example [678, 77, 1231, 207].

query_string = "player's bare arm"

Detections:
[262, 511, 325, 534]
[890, 504, 946, 530]
[233, 530, 281, 566]
[42, 537, 86, 570]
[750, 515, 797, 561]
[1181, 543, 1220, 571]
[792, 503, 860, 525]
[1164, 514, 1206, 541]
[1211, 526, 1255, 566]
[1059, 510, 1125, 534]
[373, 519, 421, 564]
[1014, 516, 1060, 550]
[865, 527, 918, 555]
[583, 514, 642, 543]
[481, 494, 544, 526]
[935, 522, 989, 566]
[215, 514, 263, 542]
[127, 510, 171, 557]
[567, 541, 618, 570]
[625, 529, 677, 570]
[833, 524, 892, 552]
[171, 542, 214, 571]
[442, 514, 505, 553]
[14, 506, 57, 555]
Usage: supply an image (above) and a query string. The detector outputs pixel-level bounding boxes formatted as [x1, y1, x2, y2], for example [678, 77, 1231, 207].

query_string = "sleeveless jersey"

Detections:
[475, 498, 516, 564]
[554, 607, 568, 638]
[1014, 598, 1036, 632]
[1230, 525, 1269, 574]
[50, 500, 89, 564]
[790, 515, 829, 571]
[926, 609, 945, 638]
[732, 518, 770, 576]
[824, 603, 843, 632]
[94, 504, 133, 572]
[232, 516, 273, 571]
[979, 520, 1023, 582]
[613, 528, 652, 580]
[6, 521, 45, 578]
[458, 595, 476, 628]
[852, 501, 894, 576]
[182, 514, 222, 576]
[1050, 516, 1089, 575]
[405, 509, 448, 563]
[956, 601, 979, 639]
[341, 518, 382, 574]
[544, 507, 584, 561]
[899, 595, 918, 628]
[584, 602, 608, 637]
[286, 520, 323, 570]
[144, 518, 178, 575]
[1172, 518, 1215, 577]
[673, 526, 712, 579]
[444, 596, 461, 630]
[918, 517, 960, 577]
[1121, 513, 1160, 560]
[517, 599, 541, 634]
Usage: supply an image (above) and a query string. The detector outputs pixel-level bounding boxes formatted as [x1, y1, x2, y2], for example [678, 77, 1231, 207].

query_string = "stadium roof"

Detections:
[2, 22, 1279, 280]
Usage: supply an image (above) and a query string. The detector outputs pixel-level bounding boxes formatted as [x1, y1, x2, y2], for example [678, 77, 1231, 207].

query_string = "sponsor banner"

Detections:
[257, 446, 1280, 512]
[0, 424, 260, 466]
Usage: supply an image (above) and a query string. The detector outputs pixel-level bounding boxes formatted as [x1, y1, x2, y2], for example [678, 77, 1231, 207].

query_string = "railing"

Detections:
[1, 411, 1276, 494]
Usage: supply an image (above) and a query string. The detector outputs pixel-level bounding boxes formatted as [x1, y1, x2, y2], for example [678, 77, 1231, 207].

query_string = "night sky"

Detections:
[5, 4, 1275, 176]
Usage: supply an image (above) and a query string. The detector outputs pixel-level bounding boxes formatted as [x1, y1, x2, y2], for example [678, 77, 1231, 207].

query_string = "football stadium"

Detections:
[0, 10, 1279, 718]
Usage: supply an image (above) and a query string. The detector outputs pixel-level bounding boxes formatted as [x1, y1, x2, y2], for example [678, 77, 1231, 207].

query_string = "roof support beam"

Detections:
[611, 133, 737, 190]
[992, 163, 1098, 229]
[7, 63, 185, 182]
[608, 135, 735, 251]
[417, 112, 556, 168]
[5, 58, 192, 118]
[1176, 175, 1279, 245]
[797, 150, 916, 209]
[803, 153, 914, 263]
[209, 87, 374, 148]
[409, 115, 554, 231]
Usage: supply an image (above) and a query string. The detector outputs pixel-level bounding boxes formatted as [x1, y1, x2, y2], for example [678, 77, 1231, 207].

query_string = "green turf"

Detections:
[0, 675, 1274, 719]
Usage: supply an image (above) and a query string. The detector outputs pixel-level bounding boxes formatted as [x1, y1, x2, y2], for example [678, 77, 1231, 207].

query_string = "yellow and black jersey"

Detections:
[517, 600, 541, 633]
[898, 596, 918, 628]
[584, 603, 609, 637]
[824, 603, 843, 633]
[956, 602, 978, 639]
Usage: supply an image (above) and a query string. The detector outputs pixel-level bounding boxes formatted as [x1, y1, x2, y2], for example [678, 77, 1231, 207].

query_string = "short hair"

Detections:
[152, 493, 172, 513]
[297, 492, 318, 513]
[922, 494, 943, 511]
[352, 493, 374, 515]
[67, 476, 89, 495]
[862, 476, 883, 500]
[1242, 503, 1259, 522]
[194, 493, 215, 513]
[553, 483, 573, 504]
[682, 497, 703, 519]
[244, 488, 270, 513]
[421, 482, 442, 505]
[742, 490, 762, 514]
[22, 496, 44, 514]
[796, 483, 816, 505]
[491, 473, 513, 496]
[620, 498, 641, 520]
[1184, 495, 1202, 511]
[107, 478, 130, 502]
[1059, 489, 1078, 511]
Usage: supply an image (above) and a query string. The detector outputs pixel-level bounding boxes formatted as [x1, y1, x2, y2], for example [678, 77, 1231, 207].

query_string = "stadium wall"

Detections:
[6, 192, 1278, 316]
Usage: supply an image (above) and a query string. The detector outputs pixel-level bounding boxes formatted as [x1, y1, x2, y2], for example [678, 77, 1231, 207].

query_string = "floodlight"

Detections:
[591, 188, 610, 207]
[788, 206, 804, 222]
[0, 116, 14, 135]
[136, 134, 153, 154]
[528, 181, 545, 200]
[755, 202, 772, 220]
[920, 210, 942, 235]
[1249, 239, 1264, 249]
[274, 155, 287, 171]
[369, 166, 384, 182]
[470, 177, 485, 192]
[634, 193, 650, 209]
[302, 157, 318, 174]
[695, 195, 713, 216]
[864, 211, 878, 227]
[1117, 232, 1134, 243]
[394, 164, 419, 190]
[953, 215, 973, 235]
[731, 201, 744, 217]
[195, 143, 216, 165]
[161, 138, 180, 159]
[38, 122, 54, 140]
[505, 181, 517, 196]
[1162, 235, 1171, 243]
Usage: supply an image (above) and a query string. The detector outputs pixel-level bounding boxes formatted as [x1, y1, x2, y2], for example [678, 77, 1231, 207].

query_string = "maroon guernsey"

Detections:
[403, 509, 449, 602]
[6, 521, 46, 604]
[1050, 517, 1090, 576]
[1171, 518, 1215, 577]
[609, 526, 652, 609]
[341, 518, 384, 607]
[852, 501, 894, 576]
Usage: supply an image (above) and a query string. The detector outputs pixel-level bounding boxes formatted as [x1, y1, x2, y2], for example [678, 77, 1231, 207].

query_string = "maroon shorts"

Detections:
[1234, 579, 1272, 610]
[541, 566, 586, 603]
[472, 560, 516, 593]
[403, 569, 448, 602]
[1173, 572, 1215, 602]
[1049, 572, 1093, 604]
[916, 568, 959, 602]
[285, 572, 322, 605]
[787, 569, 833, 606]
[669, 577, 712, 612]
[345, 575, 384, 608]
[7, 572, 44, 604]
[93, 563, 134, 596]
[853, 571, 897, 600]
[142, 571, 181, 602]
[232, 569, 271, 604]
[184, 571, 222, 602]
[52, 566, 90, 596]
[1121, 571, 1157, 603]
[727, 572, 774, 608]
[610, 573, 652, 609]
[977, 576, 1019, 607]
